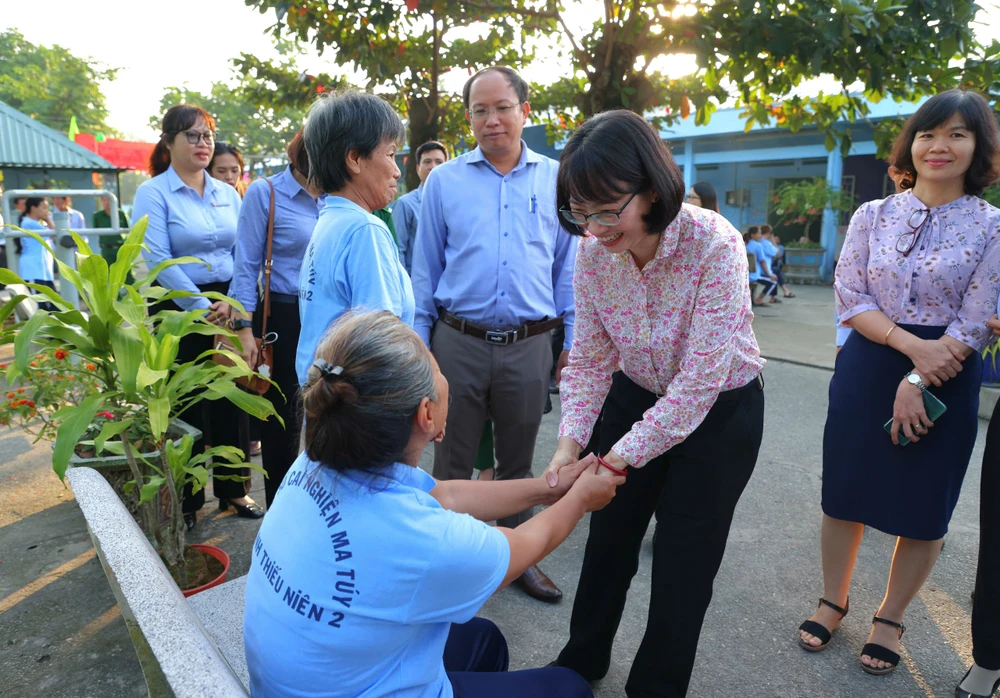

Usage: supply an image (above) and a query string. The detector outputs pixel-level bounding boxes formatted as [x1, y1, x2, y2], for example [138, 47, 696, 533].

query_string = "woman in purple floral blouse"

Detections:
[798, 89, 1000, 678]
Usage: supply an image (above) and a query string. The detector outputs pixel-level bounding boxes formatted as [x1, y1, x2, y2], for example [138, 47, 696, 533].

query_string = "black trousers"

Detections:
[153, 281, 251, 513]
[254, 294, 302, 507]
[556, 371, 764, 697]
[973, 400, 1000, 669]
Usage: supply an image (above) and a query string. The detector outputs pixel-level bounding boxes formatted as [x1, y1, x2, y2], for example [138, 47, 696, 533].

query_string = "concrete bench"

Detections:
[67, 467, 250, 697]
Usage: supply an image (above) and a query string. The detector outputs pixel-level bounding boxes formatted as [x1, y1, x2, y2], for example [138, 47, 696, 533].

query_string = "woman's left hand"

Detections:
[596, 450, 628, 477]
[891, 378, 933, 445]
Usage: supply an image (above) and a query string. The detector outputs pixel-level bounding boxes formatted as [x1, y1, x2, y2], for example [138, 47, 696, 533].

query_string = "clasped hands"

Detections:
[539, 438, 627, 509]
[890, 332, 976, 445]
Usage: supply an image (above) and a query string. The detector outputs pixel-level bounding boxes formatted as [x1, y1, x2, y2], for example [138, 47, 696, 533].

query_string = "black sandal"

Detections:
[861, 615, 905, 675]
[798, 597, 849, 652]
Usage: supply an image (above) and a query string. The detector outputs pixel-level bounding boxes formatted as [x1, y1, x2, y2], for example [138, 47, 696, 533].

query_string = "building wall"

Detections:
[683, 158, 828, 233]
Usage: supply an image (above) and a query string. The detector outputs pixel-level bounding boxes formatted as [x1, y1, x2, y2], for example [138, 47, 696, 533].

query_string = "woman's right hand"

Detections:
[568, 461, 624, 512]
[988, 314, 1000, 336]
[906, 338, 963, 386]
[237, 327, 259, 367]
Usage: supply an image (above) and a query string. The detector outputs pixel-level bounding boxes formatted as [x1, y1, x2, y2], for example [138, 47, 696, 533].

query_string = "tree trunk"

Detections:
[405, 96, 438, 192]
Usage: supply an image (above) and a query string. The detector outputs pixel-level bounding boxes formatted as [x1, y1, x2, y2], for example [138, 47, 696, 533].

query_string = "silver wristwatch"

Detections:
[905, 371, 927, 392]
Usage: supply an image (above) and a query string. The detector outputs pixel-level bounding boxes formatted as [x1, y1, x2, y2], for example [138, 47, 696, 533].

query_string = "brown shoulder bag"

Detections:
[212, 178, 276, 396]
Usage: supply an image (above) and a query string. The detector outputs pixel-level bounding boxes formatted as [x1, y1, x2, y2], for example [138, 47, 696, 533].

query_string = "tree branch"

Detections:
[461, 0, 558, 18]
[556, 12, 593, 76]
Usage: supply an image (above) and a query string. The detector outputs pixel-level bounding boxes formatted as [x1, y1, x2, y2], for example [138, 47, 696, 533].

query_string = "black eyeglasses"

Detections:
[176, 129, 215, 146]
[896, 208, 931, 257]
[560, 192, 639, 227]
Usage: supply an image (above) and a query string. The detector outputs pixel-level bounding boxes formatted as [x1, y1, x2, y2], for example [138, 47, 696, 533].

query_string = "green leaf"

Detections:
[113, 297, 148, 327]
[93, 418, 132, 456]
[137, 364, 169, 390]
[109, 325, 144, 399]
[149, 395, 170, 439]
[139, 256, 206, 288]
[204, 380, 282, 425]
[52, 394, 105, 480]
[78, 253, 112, 320]
[139, 476, 167, 504]
[14, 310, 50, 373]
[186, 466, 209, 495]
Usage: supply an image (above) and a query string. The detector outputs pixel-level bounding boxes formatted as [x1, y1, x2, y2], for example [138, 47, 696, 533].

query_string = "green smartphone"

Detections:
[884, 391, 948, 447]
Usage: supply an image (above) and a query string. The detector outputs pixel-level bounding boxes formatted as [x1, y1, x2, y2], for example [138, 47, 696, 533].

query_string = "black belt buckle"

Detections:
[485, 330, 511, 345]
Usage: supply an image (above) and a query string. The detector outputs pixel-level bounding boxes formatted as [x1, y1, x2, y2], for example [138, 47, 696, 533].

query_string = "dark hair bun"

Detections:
[304, 378, 358, 419]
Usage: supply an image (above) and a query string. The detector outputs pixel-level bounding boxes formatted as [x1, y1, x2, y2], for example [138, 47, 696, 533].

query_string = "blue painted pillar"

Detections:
[682, 139, 694, 190]
[820, 149, 843, 281]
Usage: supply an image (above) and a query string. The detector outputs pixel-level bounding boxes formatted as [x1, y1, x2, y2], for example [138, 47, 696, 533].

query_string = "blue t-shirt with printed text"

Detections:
[243, 455, 510, 698]
[295, 196, 415, 385]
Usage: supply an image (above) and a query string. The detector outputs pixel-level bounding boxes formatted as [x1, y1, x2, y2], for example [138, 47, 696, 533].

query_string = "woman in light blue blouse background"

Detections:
[294, 90, 413, 387]
[132, 104, 262, 528]
[230, 130, 324, 507]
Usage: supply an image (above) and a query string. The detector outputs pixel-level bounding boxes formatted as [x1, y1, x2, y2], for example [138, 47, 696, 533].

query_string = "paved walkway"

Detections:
[0, 284, 988, 697]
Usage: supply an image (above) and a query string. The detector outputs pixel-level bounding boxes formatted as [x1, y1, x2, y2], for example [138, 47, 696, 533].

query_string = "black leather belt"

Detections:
[437, 309, 563, 346]
[269, 292, 299, 305]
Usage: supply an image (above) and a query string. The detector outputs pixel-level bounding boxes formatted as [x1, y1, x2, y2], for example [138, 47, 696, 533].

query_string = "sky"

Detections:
[2, 0, 1000, 142]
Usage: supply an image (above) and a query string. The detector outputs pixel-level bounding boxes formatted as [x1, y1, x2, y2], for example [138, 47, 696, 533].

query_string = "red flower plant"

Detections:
[54, 349, 68, 360]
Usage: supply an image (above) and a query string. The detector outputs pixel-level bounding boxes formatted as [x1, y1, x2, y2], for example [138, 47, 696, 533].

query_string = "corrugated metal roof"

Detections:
[0, 100, 119, 170]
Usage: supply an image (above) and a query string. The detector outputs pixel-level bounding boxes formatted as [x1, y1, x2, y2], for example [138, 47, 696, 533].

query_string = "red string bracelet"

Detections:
[597, 454, 628, 477]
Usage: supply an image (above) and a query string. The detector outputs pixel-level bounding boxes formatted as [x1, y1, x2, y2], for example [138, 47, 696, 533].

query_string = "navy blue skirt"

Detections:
[822, 324, 981, 540]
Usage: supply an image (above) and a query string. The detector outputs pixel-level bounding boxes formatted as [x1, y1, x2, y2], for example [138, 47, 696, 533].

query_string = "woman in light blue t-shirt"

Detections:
[244, 311, 623, 698]
[17, 197, 55, 286]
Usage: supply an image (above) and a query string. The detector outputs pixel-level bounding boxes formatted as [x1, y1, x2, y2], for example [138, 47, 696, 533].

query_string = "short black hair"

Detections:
[556, 109, 685, 236]
[415, 140, 448, 162]
[691, 181, 718, 211]
[889, 89, 1000, 196]
[304, 90, 405, 193]
[462, 66, 529, 110]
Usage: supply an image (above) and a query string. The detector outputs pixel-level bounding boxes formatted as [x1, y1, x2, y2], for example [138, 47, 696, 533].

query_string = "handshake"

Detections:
[539, 442, 627, 513]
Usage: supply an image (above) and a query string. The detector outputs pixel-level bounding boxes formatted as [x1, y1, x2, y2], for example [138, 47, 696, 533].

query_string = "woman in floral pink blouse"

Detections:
[542, 109, 766, 697]
[797, 89, 1000, 679]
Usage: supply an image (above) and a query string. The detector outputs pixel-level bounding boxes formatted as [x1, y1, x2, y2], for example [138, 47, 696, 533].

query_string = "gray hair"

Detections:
[303, 90, 405, 194]
[301, 311, 437, 475]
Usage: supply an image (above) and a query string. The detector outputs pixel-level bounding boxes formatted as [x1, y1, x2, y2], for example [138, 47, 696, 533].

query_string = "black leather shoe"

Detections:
[219, 498, 265, 519]
[516, 564, 562, 602]
[183, 512, 196, 531]
[955, 667, 1000, 698]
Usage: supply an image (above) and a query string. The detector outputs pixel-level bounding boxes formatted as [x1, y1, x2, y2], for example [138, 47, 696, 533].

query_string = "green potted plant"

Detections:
[771, 178, 855, 282]
[0, 218, 281, 593]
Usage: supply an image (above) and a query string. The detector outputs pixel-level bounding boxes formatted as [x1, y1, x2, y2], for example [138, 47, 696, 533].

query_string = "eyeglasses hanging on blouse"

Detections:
[896, 208, 931, 257]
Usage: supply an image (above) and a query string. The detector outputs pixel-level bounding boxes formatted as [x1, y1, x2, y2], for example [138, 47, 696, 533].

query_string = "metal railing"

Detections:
[1, 189, 131, 308]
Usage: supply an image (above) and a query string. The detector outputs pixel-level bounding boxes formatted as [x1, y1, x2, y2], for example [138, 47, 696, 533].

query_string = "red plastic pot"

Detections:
[181, 543, 231, 598]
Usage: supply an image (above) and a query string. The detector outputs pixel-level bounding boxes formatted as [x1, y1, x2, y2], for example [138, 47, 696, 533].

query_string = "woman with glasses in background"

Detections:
[797, 89, 1000, 678]
[543, 110, 765, 697]
[132, 104, 262, 528]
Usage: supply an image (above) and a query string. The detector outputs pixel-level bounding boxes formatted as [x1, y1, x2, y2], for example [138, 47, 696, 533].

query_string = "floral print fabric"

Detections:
[835, 190, 1000, 352]
[558, 204, 766, 468]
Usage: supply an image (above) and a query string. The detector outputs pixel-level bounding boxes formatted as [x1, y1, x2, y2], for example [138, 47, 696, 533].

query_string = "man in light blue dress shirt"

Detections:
[411, 66, 576, 602]
[391, 140, 449, 274]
